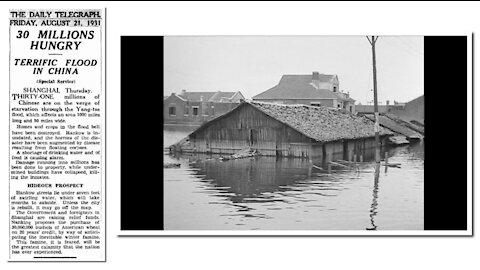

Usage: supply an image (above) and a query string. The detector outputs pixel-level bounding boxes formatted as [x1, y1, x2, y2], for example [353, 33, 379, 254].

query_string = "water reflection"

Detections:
[170, 150, 389, 223]
[367, 163, 380, 230]
[164, 127, 424, 230]
[186, 156, 333, 203]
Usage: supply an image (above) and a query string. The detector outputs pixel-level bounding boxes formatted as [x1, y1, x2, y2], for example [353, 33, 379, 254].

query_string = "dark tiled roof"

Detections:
[179, 91, 237, 102]
[178, 92, 215, 101]
[253, 74, 340, 100]
[250, 102, 392, 142]
[315, 73, 336, 82]
[335, 93, 356, 102]
[345, 97, 355, 102]
[209, 91, 239, 102]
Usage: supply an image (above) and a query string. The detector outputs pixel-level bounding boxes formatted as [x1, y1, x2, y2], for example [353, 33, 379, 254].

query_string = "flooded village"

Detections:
[163, 36, 424, 231]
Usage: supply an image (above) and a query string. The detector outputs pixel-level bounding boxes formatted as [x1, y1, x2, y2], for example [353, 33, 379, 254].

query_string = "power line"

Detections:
[388, 37, 423, 58]
[397, 36, 424, 56]
[380, 37, 415, 58]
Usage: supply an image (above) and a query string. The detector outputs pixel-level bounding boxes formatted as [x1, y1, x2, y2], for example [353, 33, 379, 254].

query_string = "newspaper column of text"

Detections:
[9, 9, 105, 261]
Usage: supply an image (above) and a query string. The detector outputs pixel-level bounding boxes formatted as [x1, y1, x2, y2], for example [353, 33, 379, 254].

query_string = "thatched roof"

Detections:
[250, 102, 392, 142]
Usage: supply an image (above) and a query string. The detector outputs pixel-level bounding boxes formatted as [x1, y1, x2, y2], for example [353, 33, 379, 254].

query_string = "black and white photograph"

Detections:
[163, 36, 425, 231]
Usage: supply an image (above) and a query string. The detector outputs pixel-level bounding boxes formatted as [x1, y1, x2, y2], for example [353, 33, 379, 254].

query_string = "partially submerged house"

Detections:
[171, 101, 392, 160]
[364, 114, 423, 142]
[252, 72, 355, 113]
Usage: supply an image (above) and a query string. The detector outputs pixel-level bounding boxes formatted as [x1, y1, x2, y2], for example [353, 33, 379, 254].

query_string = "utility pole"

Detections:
[367, 36, 380, 163]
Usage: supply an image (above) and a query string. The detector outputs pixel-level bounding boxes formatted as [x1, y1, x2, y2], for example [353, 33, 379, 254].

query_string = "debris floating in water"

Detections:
[219, 148, 258, 161]
[164, 163, 181, 168]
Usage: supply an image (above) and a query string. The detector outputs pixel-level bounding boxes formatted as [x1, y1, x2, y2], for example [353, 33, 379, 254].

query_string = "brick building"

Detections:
[164, 90, 245, 125]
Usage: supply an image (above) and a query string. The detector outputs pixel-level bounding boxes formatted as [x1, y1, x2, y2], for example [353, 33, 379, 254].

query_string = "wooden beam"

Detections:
[382, 163, 401, 167]
[329, 161, 351, 169]
[312, 164, 324, 170]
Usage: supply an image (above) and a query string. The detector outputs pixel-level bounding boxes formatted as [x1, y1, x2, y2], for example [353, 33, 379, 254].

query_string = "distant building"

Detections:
[357, 96, 424, 126]
[393, 100, 406, 107]
[252, 71, 355, 113]
[355, 104, 389, 114]
[389, 95, 424, 125]
[356, 100, 406, 114]
[164, 90, 245, 125]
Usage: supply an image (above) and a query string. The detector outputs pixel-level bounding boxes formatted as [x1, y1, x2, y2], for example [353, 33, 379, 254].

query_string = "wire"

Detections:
[397, 36, 424, 56]
[388, 37, 423, 58]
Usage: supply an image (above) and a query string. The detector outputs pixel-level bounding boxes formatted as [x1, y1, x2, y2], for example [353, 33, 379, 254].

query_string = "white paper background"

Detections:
[8, 10, 105, 261]
[0, 1, 476, 269]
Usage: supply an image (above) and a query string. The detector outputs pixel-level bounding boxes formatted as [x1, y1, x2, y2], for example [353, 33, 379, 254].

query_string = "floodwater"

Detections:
[164, 124, 424, 230]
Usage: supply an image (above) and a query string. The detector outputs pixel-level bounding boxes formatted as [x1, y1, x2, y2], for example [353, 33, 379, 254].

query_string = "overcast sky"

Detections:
[164, 36, 423, 105]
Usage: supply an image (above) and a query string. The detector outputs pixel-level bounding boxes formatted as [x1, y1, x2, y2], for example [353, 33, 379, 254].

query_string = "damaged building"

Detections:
[170, 101, 392, 160]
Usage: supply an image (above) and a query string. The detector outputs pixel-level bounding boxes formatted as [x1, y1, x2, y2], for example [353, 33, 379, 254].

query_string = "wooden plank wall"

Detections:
[189, 104, 389, 159]
[191, 104, 313, 157]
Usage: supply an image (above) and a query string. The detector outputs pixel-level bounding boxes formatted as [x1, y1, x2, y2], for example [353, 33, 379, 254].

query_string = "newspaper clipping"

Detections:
[9, 9, 105, 261]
